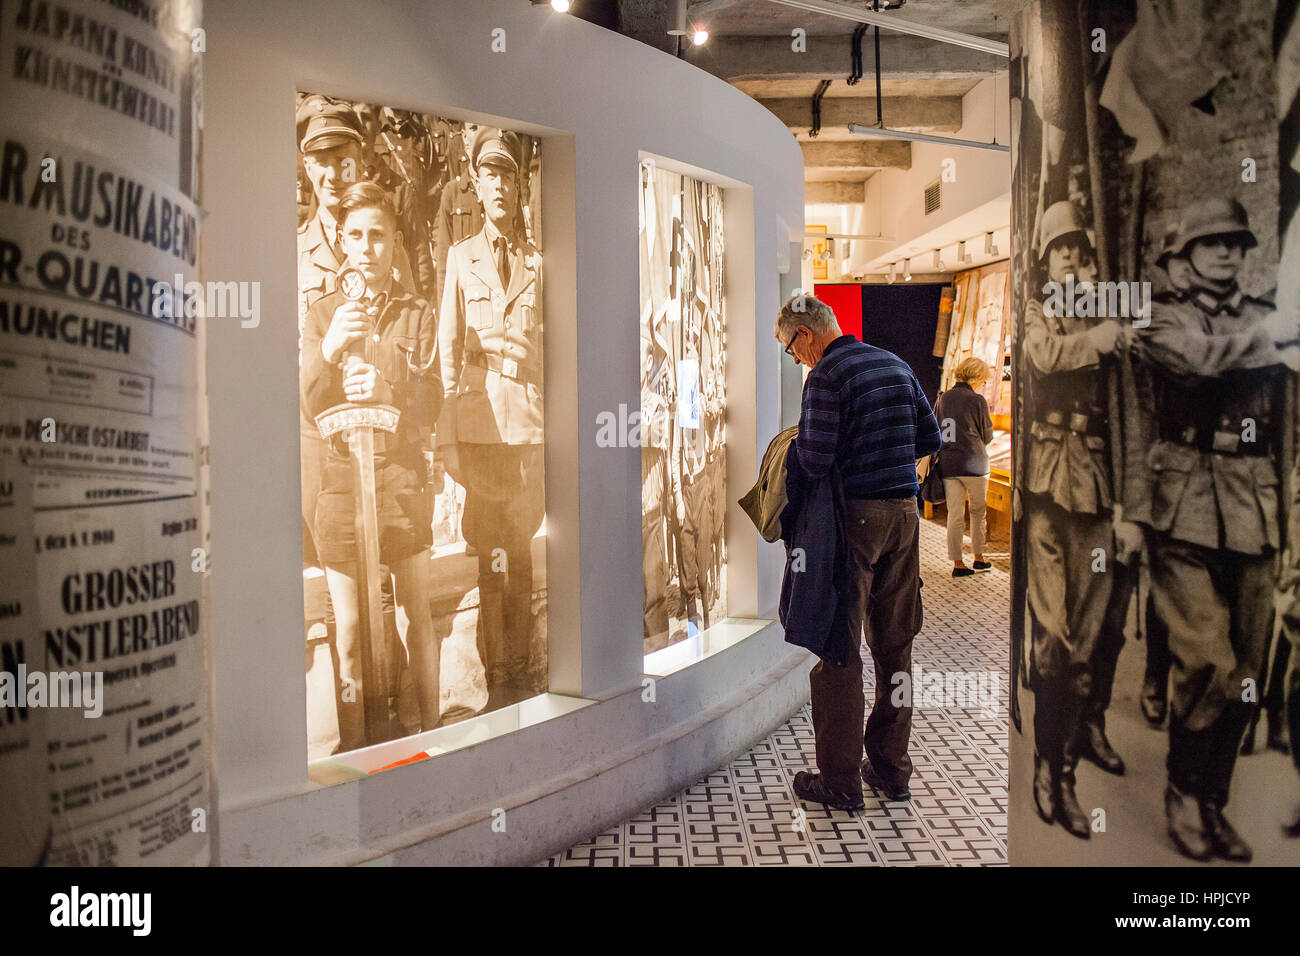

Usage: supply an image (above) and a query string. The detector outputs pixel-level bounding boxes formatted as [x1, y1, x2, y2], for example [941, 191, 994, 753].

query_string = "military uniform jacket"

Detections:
[438, 227, 543, 445]
[298, 209, 416, 433]
[1124, 287, 1285, 555]
[1022, 298, 1112, 514]
[301, 284, 442, 465]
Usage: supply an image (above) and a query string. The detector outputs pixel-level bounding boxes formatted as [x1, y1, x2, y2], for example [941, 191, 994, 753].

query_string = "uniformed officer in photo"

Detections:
[1127, 198, 1299, 861]
[1021, 201, 1127, 840]
[435, 124, 484, 310]
[438, 127, 544, 708]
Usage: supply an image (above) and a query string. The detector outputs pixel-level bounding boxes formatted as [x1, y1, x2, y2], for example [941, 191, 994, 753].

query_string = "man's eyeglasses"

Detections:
[783, 328, 802, 357]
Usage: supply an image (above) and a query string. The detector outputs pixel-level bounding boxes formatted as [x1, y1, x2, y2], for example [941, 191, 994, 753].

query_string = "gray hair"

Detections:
[775, 293, 839, 342]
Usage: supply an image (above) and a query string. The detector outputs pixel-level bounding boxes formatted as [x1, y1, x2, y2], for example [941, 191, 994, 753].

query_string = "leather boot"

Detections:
[1076, 707, 1125, 775]
[1054, 764, 1091, 839]
[1032, 752, 1054, 826]
[1201, 795, 1252, 862]
[1266, 707, 1291, 754]
[1165, 782, 1213, 861]
[477, 588, 508, 707]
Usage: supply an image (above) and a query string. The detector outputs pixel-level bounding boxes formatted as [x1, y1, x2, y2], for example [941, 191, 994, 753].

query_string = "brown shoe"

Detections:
[793, 771, 864, 811]
[861, 759, 911, 801]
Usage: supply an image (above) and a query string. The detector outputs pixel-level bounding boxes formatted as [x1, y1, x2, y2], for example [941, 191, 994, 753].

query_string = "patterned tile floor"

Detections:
[546, 518, 1009, 866]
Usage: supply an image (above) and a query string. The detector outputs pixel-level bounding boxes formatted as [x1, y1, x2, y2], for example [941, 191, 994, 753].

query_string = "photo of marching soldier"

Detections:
[639, 163, 728, 653]
[1009, 0, 1300, 864]
[296, 92, 546, 760]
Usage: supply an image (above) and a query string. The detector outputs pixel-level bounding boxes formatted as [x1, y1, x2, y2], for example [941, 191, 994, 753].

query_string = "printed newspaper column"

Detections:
[0, 0, 209, 864]
[0, 456, 48, 865]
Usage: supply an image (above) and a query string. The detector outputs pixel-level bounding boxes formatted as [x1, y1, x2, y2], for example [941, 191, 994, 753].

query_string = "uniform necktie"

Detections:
[495, 236, 511, 290]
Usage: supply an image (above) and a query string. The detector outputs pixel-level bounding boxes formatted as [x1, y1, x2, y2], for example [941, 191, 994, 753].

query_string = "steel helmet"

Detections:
[1158, 198, 1257, 265]
[1037, 201, 1094, 262]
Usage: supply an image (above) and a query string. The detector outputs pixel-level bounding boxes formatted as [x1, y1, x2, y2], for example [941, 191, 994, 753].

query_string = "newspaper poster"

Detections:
[0, 0, 208, 865]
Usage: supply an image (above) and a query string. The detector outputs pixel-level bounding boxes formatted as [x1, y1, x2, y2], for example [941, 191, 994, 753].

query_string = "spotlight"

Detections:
[887, 262, 896, 284]
[551, 0, 570, 10]
[985, 232, 998, 257]
[958, 239, 968, 263]
[827, 237, 836, 258]
[903, 258, 912, 281]
[933, 249, 944, 271]
[693, 29, 709, 45]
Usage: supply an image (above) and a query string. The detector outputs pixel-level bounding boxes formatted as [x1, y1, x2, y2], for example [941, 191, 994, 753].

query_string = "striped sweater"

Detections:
[791, 336, 941, 499]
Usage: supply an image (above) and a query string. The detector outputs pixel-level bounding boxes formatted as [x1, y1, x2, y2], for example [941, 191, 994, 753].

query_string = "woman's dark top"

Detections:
[933, 381, 993, 478]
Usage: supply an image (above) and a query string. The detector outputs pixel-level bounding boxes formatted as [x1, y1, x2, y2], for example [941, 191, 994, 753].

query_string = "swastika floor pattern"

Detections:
[545, 517, 1009, 866]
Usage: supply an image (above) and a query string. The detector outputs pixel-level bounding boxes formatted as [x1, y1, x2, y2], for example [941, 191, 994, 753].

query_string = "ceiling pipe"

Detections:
[762, 0, 1010, 58]
[848, 123, 1009, 152]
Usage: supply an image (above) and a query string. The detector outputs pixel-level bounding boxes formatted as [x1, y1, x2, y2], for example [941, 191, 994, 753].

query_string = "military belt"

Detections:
[468, 353, 539, 386]
[1039, 409, 1105, 438]
[1158, 425, 1270, 457]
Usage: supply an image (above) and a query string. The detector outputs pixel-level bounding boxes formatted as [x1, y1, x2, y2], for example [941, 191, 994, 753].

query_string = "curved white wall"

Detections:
[204, 0, 806, 864]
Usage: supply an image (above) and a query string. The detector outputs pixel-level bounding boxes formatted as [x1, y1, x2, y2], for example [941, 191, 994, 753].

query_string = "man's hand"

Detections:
[343, 362, 391, 404]
[1085, 320, 1123, 355]
[322, 301, 370, 363]
[1113, 516, 1144, 565]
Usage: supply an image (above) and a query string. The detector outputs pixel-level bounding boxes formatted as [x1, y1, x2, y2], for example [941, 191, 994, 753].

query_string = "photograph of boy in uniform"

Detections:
[301, 182, 443, 749]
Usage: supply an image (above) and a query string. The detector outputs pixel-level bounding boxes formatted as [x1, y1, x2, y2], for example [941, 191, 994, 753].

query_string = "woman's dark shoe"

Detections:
[952, 566, 975, 578]
[792, 771, 864, 811]
[973, 560, 992, 571]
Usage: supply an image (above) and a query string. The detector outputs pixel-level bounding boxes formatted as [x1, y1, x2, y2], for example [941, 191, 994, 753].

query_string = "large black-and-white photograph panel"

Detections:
[296, 93, 547, 765]
[1009, 0, 1300, 865]
[639, 164, 727, 654]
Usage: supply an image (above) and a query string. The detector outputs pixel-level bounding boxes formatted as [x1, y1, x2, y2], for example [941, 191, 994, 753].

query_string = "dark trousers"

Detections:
[1024, 498, 1113, 768]
[1149, 537, 1273, 804]
[1089, 556, 1134, 715]
[1144, 591, 1172, 698]
[809, 497, 922, 795]
[460, 442, 544, 685]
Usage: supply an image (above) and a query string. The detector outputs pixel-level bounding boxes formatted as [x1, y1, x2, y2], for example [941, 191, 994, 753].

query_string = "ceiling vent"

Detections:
[924, 179, 942, 216]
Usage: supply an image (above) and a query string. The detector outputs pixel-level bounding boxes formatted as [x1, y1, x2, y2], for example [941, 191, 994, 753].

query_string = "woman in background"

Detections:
[934, 357, 994, 577]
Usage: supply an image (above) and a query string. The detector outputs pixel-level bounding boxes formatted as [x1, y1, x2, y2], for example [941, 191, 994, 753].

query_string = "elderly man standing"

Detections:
[779, 295, 941, 810]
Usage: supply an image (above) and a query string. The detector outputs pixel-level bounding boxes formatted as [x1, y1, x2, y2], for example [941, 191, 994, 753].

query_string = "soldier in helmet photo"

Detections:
[1021, 200, 1130, 840]
[1125, 197, 1300, 861]
[438, 127, 545, 709]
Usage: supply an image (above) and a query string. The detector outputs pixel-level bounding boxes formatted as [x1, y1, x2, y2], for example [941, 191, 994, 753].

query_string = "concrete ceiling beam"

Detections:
[684, 33, 1005, 82]
[800, 139, 911, 170]
[765, 95, 962, 135]
[805, 181, 867, 204]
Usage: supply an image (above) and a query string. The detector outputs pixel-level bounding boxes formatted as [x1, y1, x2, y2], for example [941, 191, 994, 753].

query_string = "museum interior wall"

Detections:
[202, 0, 805, 864]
